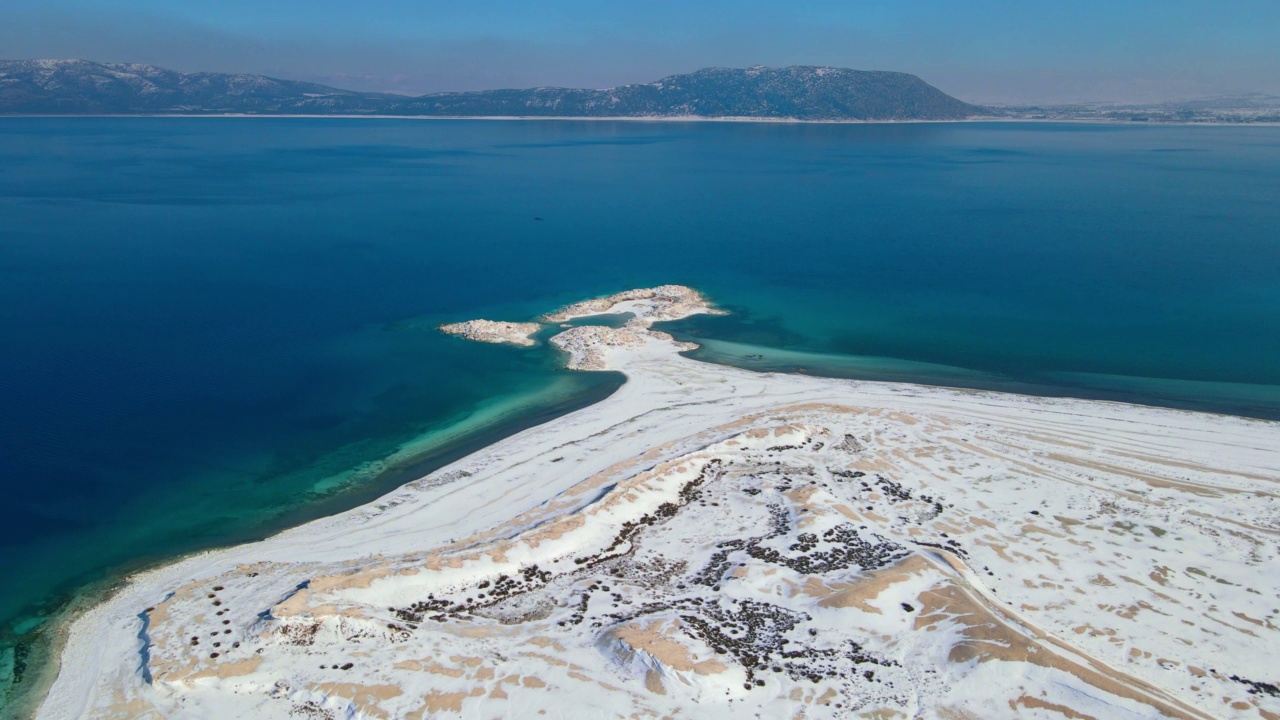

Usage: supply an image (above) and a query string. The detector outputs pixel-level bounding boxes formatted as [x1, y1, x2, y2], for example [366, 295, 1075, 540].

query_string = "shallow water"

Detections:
[1, 118, 1278, 711]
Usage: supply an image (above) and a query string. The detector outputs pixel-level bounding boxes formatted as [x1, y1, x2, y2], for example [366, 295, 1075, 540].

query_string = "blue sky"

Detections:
[4, 0, 1279, 103]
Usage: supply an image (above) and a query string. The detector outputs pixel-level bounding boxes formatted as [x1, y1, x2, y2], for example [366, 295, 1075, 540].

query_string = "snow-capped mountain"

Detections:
[0, 60, 980, 120]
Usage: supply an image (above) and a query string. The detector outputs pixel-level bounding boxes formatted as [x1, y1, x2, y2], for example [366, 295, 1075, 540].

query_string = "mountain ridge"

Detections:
[0, 59, 981, 120]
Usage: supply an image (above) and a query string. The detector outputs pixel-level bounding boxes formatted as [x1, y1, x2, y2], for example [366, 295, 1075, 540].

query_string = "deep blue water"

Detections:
[1, 118, 1278, 707]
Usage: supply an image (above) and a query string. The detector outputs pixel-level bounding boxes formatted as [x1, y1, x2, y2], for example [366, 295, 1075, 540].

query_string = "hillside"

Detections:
[0, 60, 980, 120]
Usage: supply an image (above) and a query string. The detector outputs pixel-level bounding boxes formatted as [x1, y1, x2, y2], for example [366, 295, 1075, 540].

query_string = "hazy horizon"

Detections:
[4, 1, 1280, 106]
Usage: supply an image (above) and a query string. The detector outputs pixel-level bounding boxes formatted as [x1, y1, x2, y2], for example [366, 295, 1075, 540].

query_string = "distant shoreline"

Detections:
[3, 113, 1279, 127]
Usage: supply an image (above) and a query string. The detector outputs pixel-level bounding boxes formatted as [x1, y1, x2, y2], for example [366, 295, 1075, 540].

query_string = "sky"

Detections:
[3, 0, 1279, 104]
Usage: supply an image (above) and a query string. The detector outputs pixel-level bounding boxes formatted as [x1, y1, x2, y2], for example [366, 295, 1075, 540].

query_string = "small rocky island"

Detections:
[437, 319, 542, 347]
[442, 285, 713, 368]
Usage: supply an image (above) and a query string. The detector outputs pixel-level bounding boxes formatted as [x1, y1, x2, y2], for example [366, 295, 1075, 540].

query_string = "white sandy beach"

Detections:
[33, 287, 1280, 719]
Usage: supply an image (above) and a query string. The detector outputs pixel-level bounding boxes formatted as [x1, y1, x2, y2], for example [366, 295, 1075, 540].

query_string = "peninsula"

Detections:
[34, 286, 1280, 719]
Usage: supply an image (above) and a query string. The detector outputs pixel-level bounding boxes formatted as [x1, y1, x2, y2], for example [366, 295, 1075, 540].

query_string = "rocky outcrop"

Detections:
[438, 319, 541, 347]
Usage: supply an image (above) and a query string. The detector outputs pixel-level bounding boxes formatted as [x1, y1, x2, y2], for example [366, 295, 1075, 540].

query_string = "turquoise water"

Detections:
[1, 118, 1279, 712]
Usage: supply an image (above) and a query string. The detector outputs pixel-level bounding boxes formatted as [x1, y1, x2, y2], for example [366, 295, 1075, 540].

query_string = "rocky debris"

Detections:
[748, 524, 909, 575]
[1231, 675, 1280, 698]
[832, 434, 865, 453]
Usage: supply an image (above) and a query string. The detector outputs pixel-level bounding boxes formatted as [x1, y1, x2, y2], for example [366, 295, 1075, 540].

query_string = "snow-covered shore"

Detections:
[34, 287, 1280, 719]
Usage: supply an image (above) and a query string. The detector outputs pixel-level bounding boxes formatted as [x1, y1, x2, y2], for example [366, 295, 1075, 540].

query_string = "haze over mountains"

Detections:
[0, 60, 979, 120]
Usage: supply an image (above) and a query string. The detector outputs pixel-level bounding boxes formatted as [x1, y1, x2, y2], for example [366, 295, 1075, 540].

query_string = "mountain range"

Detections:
[0, 60, 981, 120]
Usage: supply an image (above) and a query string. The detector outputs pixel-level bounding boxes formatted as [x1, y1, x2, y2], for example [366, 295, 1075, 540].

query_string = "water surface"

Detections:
[2, 118, 1278, 712]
